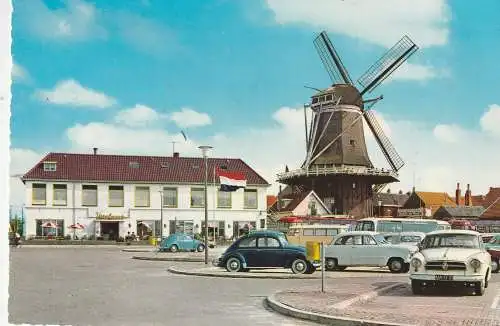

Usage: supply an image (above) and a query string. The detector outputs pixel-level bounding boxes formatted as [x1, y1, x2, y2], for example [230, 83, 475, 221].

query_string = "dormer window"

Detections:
[129, 162, 140, 169]
[43, 162, 57, 172]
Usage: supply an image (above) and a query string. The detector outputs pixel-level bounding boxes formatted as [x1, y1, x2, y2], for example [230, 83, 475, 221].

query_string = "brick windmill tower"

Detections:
[277, 31, 419, 218]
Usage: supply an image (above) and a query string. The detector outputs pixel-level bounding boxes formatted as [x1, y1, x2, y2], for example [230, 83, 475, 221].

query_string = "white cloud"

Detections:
[9, 148, 45, 209]
[480, 104, 500, 137]
[16, 0, 107, 41]
[11, 62, 30, 82]
[432, 124, 464, 143]
[114, 104, 165, 127]
[169, 108, 212, 128]
[264, 0, 451, 49]
[387, 62, 445, 82]
[35, 79, 117, 108]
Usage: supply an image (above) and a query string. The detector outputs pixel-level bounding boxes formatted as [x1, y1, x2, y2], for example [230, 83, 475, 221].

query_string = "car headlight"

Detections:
[411, 258, 422, 268]
[470, 259, 481, 269]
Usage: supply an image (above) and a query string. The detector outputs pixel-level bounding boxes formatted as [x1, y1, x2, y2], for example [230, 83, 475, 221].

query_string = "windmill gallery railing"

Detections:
[276, 165, 398, 181]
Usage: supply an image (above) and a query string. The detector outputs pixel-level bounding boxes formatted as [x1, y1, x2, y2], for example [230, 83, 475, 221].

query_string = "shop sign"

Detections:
[397, 208, 422, 217]
[95, 213, 128, 220]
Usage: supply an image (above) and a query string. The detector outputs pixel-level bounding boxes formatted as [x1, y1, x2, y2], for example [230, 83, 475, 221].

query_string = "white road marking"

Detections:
[329, 283, 402, 310]
[491, 291, 500, 309]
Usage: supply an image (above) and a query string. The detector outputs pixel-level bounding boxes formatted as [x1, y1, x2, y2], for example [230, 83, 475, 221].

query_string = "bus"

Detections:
[354, 218, 451, 234]
[286, 224, 349, 246]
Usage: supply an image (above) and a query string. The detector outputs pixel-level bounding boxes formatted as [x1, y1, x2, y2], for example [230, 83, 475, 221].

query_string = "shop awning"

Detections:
[278, 216, 304, 223]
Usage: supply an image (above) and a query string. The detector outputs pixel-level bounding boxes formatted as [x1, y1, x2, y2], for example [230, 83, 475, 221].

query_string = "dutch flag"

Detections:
[217, 168, 247, 192]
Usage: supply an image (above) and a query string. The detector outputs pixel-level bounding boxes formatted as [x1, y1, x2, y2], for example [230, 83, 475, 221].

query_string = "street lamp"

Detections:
[199, 145, 213, 265]
[159, 190, 164, 241]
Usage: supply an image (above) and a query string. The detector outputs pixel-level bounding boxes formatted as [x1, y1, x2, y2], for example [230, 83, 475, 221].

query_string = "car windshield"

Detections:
[374, 235, 390, 244]
[422, 234, 479, 249]
[400, 235, 422, 242]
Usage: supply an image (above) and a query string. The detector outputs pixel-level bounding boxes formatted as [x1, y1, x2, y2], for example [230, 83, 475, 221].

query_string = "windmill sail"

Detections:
[358, 35, 418, 95]
[314, 31, 353, 85]
[364, 110, 404, 172]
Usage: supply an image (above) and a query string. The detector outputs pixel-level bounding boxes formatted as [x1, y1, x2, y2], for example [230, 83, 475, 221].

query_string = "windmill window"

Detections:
[350, 139, 356, 146]
[326, 95, 333, 101]
[312, 98, 318, 104]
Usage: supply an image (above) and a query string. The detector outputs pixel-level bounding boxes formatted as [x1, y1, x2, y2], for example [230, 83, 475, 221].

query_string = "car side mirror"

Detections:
[417, 243, 423, 251]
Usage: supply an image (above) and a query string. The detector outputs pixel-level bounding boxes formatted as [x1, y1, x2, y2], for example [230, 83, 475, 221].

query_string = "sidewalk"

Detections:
[269, 281, 500, 326]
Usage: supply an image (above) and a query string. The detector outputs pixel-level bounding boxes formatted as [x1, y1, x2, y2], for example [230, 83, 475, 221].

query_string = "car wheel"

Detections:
[196, 244, 205, 252]
[475, 280, 485, 296]
[492, 259, 500, 273]
[291, 258, 308, 274]
[325, 258, 338, 271]
[170, 245, 178, 253]
[387, 258, 405, 273]
[225, 257, 242, 272]
[411, 280, 423, 295]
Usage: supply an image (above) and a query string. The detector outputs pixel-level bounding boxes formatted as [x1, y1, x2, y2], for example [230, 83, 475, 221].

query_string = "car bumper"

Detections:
[410, 273, 484, 283]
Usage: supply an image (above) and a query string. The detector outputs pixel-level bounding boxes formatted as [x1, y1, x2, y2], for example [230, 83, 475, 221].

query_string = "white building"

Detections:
[21, 150, 270, 240]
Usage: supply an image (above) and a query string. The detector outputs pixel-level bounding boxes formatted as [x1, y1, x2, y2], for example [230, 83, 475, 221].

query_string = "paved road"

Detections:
[10, 247, 344, 326]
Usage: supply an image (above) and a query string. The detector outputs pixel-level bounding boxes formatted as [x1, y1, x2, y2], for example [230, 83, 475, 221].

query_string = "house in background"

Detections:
[433, 206, 485, 221]
[21, 150, 270, 240]
[267, 187, 331, 219]
[401, 190, 457, 217]
[373, 190, 409, 217]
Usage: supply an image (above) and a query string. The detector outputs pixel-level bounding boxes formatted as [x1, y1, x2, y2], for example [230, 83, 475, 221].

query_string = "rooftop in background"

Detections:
[22, 152, 270, 186]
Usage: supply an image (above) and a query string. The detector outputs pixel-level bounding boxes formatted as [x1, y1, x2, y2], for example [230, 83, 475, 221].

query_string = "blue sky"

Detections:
[9, 0, 500, 206]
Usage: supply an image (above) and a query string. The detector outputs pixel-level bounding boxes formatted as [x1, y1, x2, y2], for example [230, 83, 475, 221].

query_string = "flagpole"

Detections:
[213, 165, 216, 241]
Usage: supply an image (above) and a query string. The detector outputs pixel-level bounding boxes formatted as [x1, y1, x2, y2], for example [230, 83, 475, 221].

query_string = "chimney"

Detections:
[173, 152, 179, 158]
[93, 147, 98, 155]
[465, 184, 471, 206]
[277, 185, 282, 210]
[455, 182, 461, 206]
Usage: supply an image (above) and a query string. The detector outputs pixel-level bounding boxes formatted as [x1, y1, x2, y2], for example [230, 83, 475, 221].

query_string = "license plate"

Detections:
[435, 275, 453, 281]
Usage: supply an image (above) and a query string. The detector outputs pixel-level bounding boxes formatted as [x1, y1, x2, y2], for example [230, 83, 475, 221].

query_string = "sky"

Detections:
[8, 0, 500, 211]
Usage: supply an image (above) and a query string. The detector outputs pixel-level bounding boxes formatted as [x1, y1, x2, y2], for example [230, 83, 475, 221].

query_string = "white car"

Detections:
[409, 230, 492, 296]
[324, 231, 415, 273]
[383, 232, 426, 251]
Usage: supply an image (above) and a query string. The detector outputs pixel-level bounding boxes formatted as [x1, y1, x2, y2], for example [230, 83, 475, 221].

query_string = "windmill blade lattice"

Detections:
[358, 35, 418, 96]
[364, 110, 404, 172]
[314, 31, 353, 85]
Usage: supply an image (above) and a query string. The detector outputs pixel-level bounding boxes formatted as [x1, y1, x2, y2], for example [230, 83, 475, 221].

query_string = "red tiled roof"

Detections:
[481, 197, 500, 219]
[484, 187, 500, 206]
[267, 195, 277, 208]
[22, 152, 270, 185]
[471, 195, 486, 208]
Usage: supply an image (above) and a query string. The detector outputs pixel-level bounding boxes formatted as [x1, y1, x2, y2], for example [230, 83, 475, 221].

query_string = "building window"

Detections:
[53, 184, 67, 206]
[135, 186, 150, 207]
[82, 185, 98, 206]
[32, 183, 46, 205]
[43, 162, 57, 171]
[217, 190, 231, 208]
[162, 187, 177, 207]
[350, 139, 355, 146]
[190, 188, 205, 207]
[244, 189, 258, 209]
[109, 185, 124, 207]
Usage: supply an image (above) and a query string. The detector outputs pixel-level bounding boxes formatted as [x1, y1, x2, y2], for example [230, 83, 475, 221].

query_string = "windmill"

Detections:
[277, 31, 419, 218]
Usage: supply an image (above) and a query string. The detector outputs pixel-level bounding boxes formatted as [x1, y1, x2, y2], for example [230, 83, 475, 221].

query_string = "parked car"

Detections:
[383, 232, 426, 250]
[212, 230, 319, 274]
[484, 233, 500, 250]
[324, 231, 414, 273]
[487, 248, 500, 273]
[158, 233, 205, 252]
[409, 230, 491, 296]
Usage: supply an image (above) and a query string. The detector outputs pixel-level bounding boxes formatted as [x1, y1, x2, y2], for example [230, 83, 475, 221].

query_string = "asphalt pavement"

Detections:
[9, 247, 322, 326]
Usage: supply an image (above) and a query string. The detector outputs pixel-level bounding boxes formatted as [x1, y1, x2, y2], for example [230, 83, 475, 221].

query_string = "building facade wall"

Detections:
[24, 180, 268, 239]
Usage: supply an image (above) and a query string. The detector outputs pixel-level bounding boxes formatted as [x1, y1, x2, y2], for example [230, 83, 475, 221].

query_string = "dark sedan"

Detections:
[213, 230, 319, 274]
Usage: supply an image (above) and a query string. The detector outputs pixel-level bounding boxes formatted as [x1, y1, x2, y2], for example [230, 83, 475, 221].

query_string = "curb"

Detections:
[167, 266, 318, 279]
[266, 288, 415, 326]
[122, 249, 154, 253]
[133, 256, 205, 262]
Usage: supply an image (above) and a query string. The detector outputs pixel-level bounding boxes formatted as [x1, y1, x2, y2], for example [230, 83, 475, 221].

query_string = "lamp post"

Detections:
[159, 190, 164, 241]
[199, 145, 213, 265]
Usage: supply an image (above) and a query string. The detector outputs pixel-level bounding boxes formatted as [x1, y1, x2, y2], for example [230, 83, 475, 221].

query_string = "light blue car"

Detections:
[159, 233, 205, 253]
